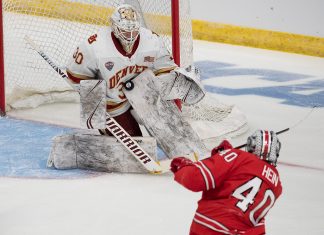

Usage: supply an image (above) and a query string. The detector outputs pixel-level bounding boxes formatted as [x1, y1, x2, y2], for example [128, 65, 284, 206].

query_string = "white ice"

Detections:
[1, 40, 324, 235]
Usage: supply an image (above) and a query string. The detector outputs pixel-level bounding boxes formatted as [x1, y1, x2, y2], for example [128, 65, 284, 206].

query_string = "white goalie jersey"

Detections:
[66, 27, 177, 117]
[67, 26, 248, 146]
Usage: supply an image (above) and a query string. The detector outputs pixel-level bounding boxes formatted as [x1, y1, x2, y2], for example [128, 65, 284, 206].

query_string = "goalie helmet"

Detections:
[110, 4, 140, 54]
[246, 130, 281, 166]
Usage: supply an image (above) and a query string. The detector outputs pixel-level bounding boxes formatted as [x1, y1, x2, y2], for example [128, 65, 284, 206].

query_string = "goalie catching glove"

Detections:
[155, 65, 206, 105]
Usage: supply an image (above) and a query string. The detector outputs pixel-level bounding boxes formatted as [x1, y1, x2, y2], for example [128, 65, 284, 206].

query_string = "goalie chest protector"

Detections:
[123, 69, 209, 158]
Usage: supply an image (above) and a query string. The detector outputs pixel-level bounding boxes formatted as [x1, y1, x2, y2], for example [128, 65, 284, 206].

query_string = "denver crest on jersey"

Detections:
[108, 65, 147, 88]
[66, 26, 177, 117]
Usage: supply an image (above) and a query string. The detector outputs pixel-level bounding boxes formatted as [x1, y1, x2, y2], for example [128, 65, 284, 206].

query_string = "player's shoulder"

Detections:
[140, 27, 160, 41]
[96, 27, 112, 40]
[234, 149, 280, 176]
[235, 149, 265, 165]
[79, 28, 111, 47]
[77, 27, 112, 56]
[212, 148, 256, 165]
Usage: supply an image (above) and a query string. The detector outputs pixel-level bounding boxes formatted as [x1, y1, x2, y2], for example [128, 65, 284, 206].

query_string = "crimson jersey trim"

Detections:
[111, 32, 140, 58]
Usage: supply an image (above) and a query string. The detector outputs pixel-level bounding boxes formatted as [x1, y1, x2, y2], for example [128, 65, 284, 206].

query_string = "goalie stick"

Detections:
[24, 36, 164, 174]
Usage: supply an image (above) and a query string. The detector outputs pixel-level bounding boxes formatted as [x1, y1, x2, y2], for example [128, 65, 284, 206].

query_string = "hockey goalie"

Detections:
[47, 4, 247, 173]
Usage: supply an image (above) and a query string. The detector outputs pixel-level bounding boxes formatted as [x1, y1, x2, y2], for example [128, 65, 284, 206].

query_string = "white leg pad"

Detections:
[123, 69, 209, 158]
[80, 80, 107, 129]
[47, 133, 157, 173]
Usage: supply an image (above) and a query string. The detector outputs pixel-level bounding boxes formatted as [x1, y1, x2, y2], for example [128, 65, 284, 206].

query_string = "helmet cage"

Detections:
[246, 130, 281, 166]
[111, 5, 140, 53]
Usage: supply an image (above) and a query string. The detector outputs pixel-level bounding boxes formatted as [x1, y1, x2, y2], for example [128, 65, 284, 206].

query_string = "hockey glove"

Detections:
[170, 157, 194, 173]
[211, 140, 233, 155]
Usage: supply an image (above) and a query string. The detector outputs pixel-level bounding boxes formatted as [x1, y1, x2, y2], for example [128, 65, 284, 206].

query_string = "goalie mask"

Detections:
[246, 130, 281, 166]
[110, 4, 140, 54]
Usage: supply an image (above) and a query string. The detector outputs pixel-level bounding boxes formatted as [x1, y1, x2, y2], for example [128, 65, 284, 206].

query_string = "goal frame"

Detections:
[0, 2, 5, 115]
[0, 0, 182, 115]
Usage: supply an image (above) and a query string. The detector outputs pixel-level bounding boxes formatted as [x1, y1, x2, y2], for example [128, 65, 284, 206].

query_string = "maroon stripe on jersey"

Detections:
[193, 212, 231, 234]
[106, 101, 127, 111]
[111, 32, 140, 58]
[67, 71, 82, 84]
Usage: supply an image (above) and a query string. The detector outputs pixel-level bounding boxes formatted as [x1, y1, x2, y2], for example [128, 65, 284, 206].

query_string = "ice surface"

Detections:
[1, 40, 323, 235]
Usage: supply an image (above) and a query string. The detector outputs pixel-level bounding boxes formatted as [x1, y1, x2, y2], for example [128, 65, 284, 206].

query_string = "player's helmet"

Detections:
[246, 130, 281, 166]
[110, 4, 140, 54]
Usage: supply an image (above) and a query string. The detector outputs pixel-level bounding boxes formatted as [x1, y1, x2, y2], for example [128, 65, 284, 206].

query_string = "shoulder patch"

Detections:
[88, 34, 98, 44]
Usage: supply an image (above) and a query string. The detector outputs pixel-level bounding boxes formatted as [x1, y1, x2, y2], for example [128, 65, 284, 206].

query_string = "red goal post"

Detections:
[0, 0, 193, 114]
[0, 2, 5, 115]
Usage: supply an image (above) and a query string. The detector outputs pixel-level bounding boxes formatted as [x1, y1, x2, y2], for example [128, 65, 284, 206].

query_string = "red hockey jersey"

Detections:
[174, 148, 282, 235]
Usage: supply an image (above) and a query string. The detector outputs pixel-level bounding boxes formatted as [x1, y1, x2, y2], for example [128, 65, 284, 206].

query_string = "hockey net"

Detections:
[2, 0, 192, 108]
[1, 0, 248, 141]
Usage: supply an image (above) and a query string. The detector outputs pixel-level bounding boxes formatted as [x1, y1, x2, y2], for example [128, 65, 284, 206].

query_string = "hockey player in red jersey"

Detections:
[171, 130, 282, 235]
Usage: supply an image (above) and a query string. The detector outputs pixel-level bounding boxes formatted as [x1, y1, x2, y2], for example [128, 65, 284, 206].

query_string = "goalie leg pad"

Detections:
[48, 133, 157, 173]
[80, 80, 107, 129]
[123, 69, 209, 158]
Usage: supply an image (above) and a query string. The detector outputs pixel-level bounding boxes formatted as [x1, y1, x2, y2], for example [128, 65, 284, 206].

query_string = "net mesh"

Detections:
[2, 0, 193, 109]
[182, 93, 234, 122]
[2, 0, 248, 139]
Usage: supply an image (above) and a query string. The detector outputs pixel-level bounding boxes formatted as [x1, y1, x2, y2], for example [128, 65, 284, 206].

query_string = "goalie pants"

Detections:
[99, 108, 143, 136]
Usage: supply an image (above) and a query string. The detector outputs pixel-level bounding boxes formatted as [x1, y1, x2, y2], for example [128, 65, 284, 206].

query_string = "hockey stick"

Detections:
[158, 106, 318, 171]
[235, 106, 317, 149]
[24, 35, 164, 174]
[157, 127, 291, 171]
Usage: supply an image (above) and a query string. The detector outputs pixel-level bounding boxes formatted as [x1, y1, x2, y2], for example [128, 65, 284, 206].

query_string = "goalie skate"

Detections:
[123, 69, 209, 158]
